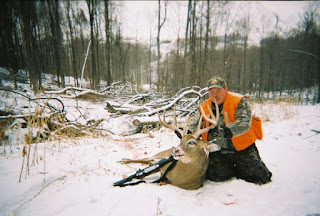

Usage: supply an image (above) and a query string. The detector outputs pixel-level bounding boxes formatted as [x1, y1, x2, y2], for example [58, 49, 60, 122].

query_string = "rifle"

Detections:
[113, 155, 177, 187]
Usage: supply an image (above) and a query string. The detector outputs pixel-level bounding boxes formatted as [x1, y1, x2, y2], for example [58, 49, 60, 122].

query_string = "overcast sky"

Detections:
[121, 1, 314, 44]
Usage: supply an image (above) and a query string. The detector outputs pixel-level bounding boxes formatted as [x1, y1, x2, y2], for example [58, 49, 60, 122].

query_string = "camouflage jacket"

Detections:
[189, 97, 252, 153]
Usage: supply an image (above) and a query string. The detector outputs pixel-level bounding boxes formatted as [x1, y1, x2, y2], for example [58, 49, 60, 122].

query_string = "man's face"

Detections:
[208, 87, 228, 105]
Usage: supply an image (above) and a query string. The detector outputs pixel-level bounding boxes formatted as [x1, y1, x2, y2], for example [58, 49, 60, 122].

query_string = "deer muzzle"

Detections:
[172, 147, 185, 160]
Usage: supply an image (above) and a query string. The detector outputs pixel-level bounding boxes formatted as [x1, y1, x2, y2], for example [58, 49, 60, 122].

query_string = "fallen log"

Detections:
[139, 89, 202, 116]
[132, 116, 185, 126]
[106, 101, 145, 114]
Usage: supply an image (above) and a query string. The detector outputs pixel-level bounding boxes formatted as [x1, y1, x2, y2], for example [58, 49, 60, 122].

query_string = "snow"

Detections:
[1, 72, 320, 215]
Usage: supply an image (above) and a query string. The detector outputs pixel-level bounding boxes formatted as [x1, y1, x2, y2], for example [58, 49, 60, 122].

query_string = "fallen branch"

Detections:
[99, 81, 122, 93]
[140, 89, 203, 116]
[43, 86, 85, 94]
[0, 89, 65, 112]
[60, 90, 106, 99]
[303, 129, 320, 139]
[120, 127, 143, 136]
[132, 116, 185, 126]
[106, 101, 145, 114]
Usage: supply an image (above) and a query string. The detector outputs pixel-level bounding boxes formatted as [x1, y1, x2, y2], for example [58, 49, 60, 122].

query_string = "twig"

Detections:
[0, 88, 65, 112]
[303, 129, 320, 139]
[13, 175, 67, 214]
[25, 143, 31, 179]
[69, 87, 86, 119]
[80, 40, 91, 88]
[288, 49, 320, 60]
[18, 146, 26, 183]
[44, 86, 85, 94]
[157, 196, 162, 216]
[3, 138, 6, 156]
[41, 141, 47, 174]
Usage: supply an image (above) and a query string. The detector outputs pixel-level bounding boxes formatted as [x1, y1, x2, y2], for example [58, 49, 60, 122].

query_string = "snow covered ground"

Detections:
[0, 67, 319, 216]
[1, 99, 320, 216]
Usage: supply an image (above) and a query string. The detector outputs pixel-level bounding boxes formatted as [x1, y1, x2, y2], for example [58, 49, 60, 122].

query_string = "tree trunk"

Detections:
[156, 0, 167, 90]
[105, 0, 112, 85]
[67, 0, 79, 87]
[87, 0, 97, 89]
[48, 1, 64, 88]
[259, 40, 264, 100]
[19, 1, 39, 91]
[183, 0, 192, 88]
[202, 0, 210, 86]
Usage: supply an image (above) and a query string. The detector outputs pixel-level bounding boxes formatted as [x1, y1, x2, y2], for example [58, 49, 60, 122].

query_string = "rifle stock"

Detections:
[114, 156, 175, 187]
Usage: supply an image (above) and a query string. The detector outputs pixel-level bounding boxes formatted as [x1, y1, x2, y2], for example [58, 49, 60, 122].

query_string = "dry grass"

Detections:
[251, 101, 298, 122]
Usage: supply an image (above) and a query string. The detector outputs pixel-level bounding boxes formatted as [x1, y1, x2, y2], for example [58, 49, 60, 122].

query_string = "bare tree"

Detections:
[299, 5, 319, 104]
[105, 0, 112, 85]
[156, 0, 168, 90]
[169, 2, 183, 91]
[189, 0, 197, 86]
[47, 1, 65, 88]
[86, 0, 98, 89]
[66, 0, 79, 87]
[19, 1, 41, 91]
[183, 0, 192, 88]
[0, 1, 19, 89]
[201, 0, 210, 86]
[236, 11, 251, 94]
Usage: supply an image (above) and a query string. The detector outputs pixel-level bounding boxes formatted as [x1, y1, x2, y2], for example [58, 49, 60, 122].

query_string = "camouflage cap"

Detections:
[208, 77, 227, 89]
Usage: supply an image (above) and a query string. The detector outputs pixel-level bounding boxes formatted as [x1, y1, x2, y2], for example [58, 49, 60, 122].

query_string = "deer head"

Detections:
[158, 98, 221, 163]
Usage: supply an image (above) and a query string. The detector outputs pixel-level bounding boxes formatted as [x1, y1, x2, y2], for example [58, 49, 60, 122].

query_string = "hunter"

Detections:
[187, 77, 272, 185]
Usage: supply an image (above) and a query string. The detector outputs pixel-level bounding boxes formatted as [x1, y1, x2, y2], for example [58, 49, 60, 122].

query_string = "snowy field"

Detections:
[1, 100, 320, 216]
[0, 68, 320, 216]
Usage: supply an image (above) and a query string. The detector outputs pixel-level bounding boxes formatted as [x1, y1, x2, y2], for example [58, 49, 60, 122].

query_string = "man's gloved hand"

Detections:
[223, 127, 233, 138]
[210, 126, 233, 139]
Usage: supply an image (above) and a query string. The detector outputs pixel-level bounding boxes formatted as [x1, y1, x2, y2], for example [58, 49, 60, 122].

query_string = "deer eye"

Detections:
[188, 140, 196, 145]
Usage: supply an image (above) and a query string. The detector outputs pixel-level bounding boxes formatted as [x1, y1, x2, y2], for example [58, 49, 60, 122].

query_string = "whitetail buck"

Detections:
[120, 99, 221, 190]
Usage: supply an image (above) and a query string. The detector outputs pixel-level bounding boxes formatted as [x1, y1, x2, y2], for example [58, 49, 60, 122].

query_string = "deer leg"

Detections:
[119, 158, 155, 164]
[120, 147, 175, 164]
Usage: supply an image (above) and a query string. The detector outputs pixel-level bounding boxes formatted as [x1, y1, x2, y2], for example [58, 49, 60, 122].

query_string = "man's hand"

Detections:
[210, 126, 233, 139]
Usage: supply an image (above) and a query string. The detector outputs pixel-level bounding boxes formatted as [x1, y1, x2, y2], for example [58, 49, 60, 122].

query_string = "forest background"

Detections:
[0, 0, 319, 104]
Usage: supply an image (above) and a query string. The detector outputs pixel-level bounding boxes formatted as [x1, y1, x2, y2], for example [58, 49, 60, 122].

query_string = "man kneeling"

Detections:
[188, 77, 272, 185]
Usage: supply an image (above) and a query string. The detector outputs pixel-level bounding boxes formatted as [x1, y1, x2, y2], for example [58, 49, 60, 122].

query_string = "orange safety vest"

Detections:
[200, 92, 263, 151]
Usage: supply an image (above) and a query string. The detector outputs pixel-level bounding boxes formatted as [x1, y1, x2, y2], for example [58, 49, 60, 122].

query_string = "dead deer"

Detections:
[120, 99, 221, 190]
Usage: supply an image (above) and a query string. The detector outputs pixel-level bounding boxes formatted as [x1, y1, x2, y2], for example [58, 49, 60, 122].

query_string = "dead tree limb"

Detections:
[140, 89, 203, 116]
[132, 116, 185, 126]
[106, 101, 145, 114]
[43, 87, 85, 94]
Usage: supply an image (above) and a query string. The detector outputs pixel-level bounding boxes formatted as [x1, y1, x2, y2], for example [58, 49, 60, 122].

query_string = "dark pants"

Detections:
[207, 144, 272, 185]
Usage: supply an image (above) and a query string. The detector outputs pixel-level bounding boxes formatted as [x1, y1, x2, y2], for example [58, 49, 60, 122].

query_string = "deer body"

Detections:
[120, 100, 221, 190]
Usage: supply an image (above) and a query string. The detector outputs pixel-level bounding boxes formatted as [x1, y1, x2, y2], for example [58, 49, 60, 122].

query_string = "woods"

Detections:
[0, 1, 319, 103]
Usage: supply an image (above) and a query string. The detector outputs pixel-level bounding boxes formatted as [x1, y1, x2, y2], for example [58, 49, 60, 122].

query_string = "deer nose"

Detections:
[172, 148, 179, 156]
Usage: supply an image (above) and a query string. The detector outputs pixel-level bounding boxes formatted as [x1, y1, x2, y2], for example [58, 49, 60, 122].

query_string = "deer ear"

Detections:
[205, 143, 221, 152]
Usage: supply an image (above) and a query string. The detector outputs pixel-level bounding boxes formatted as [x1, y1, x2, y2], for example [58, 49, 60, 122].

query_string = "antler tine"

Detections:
[172, 104, 178, 126]
[201, 98, 219, 126]
[213, 97, 219, 123]
[157, 104, 184, 136]
[193, 98, 219, 138]
[183, 115, 191, 136]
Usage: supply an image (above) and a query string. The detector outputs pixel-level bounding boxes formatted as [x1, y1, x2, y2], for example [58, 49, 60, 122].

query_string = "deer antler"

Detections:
[158, 104, 189, 137]
[193, 98, 219, 138]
